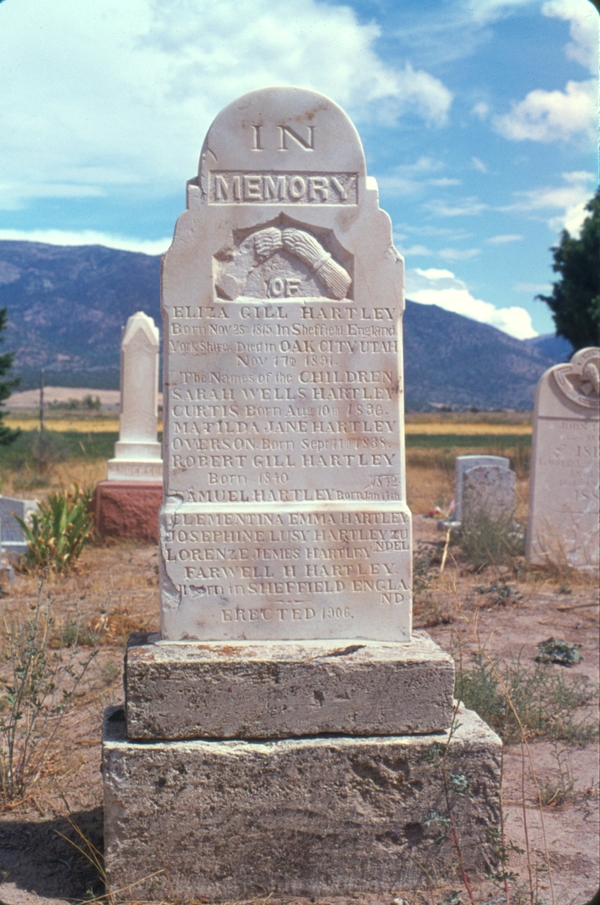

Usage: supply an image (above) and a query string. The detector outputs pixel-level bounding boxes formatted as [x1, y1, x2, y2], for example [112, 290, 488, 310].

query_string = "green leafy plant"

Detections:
[535, 637, 582, 667]
[455, 653, 597, 745]
[0, 591, 98, 801]
[16, 485, 94, 574]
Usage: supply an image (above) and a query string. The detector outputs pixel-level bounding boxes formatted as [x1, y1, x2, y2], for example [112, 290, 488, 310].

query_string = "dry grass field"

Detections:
[0, 411, 597, 905]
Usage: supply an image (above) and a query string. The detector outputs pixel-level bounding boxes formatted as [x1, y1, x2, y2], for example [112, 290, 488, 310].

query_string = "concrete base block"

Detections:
[125, 631, 455, 739]
[93, 481, 162, 543]
[103, 704, 501, 900]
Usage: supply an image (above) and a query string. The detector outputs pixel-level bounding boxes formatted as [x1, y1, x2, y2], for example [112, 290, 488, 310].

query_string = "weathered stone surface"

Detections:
[463, 464, 515, 524]
[125, 631, 455, 739]
[103, 704, 501, 900]
[0, 495, 38, 555]
[93, 481, 162, 543]
[107, 311, 162, 482]
[454, 455, 509, 523]
[527, 347, 599, 570]
[159, 87, 410, 642]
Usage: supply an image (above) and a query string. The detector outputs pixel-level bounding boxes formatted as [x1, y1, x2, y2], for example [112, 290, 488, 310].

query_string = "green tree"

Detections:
[0, 308, 20, 445]
[537, 190, 600, 351]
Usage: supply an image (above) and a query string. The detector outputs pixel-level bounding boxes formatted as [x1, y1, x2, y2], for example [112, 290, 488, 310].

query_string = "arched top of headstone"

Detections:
[122, 311, 159, 349]
[199, 87, 366, 184]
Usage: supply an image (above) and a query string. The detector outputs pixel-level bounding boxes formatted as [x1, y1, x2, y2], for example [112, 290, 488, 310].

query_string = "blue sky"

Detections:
[0, 0, 597, 338]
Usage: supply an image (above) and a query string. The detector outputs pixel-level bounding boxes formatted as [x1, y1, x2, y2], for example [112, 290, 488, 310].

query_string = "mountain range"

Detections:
[0, 240, 571, 410]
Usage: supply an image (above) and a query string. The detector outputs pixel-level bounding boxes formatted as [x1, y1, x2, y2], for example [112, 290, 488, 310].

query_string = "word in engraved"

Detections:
[252, 124, 315, 151]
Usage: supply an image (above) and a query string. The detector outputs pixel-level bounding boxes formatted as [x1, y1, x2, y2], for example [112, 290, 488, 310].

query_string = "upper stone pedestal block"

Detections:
[160, 87, 409, 643]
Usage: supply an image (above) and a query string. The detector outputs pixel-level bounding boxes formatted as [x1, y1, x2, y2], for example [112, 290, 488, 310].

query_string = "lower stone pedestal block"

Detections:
[93, 481, 162, 543]
[125, 631, 455, 739]
[103, 705, 501, 901]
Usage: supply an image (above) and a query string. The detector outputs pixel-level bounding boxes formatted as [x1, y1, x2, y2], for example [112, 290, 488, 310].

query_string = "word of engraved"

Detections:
[209, 172, 357, 205]
[216, 227, 351, 301]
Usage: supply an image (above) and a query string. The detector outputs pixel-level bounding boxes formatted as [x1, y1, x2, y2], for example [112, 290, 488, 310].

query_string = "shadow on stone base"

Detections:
[93, 481, 162, 543]
[103, 705, 501, 900]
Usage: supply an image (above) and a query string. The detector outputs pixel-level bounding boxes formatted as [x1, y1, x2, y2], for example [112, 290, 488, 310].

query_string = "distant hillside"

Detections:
[403, 302, 558, 411]
[0, 241, 160, 389]
[523, 333, 573, 363]
[0, 240, 561, 410]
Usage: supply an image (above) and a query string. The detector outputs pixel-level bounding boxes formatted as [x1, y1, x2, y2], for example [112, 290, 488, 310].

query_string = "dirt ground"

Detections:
[0, 472, 598, 905]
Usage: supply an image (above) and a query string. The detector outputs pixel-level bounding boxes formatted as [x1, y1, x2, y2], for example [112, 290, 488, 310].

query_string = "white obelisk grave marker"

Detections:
[107, 311, 162, 481]
[527, 347, 599, 570]
[103, 89, 501, 901]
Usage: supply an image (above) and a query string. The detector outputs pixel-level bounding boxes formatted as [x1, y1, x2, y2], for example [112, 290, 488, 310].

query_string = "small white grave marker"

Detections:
[107, 311, 162, 482]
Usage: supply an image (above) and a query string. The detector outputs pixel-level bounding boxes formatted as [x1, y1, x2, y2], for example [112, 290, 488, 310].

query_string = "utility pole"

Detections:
[39, 368, 45, 432]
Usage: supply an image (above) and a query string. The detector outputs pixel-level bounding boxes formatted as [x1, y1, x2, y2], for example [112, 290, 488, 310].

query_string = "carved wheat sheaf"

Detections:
[253, 227, 283, 259]
[248, 226, 351, 299]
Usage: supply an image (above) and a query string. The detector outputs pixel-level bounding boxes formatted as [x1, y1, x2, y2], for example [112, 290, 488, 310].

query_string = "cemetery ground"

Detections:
[0, 410, 597, 905]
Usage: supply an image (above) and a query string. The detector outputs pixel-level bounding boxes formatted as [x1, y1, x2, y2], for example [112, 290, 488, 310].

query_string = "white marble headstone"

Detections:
[107, 311, 163, 482]
[159, 88, 410, 642]
[527, 347, 599, 570]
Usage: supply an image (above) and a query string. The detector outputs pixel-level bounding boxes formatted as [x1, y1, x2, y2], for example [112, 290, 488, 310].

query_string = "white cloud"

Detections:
[465, 0, 541, 25]
[394, 223, 473, 241]
[471, 102, 490, 120]
[543, 0, 598, 74]
[0, 0, 453, 210]
[505, 170, 596, 234]
[439, 247, 481, 260]
[375, 157, 449, 196]
[494, 79, 596, 143]
[0, 229, 171, 256]
[471, 156, 488, 172]
[514, 282, 553, 293]
[425, 197, 487, 217]
[406, 267, 537, 339]
[396, 244, 434, 257]
[485, 234, 524, 244]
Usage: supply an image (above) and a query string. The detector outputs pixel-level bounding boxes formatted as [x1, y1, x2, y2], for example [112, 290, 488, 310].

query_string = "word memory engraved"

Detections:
[210, 173, 358, 205]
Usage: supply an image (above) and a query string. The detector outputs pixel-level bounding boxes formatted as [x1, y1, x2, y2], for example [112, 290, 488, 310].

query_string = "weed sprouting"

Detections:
[458, 512, 524, 570]
[0, 588, 99, 802]
[455, 653, 597, 745]
[16, 484, 94, 574]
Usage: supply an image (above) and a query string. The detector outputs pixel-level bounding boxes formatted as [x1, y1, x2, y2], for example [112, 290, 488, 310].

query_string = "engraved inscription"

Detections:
[209, 172, 357, 205]
[166, 300, 401, 501]
[162, 509, 412, 627]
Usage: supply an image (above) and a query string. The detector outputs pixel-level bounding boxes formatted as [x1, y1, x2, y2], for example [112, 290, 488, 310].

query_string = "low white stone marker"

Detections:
[0, 495, 38, 555]
[103, 87, 501, 901]
[527, 347, 599, 570]
[107, 311, 162, 482]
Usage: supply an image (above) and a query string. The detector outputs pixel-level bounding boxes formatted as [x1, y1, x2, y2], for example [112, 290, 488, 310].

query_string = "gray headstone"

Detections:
[462, 465, 516, 524]
[454, 455, 510, 522]
[0, 495, 38, 554]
